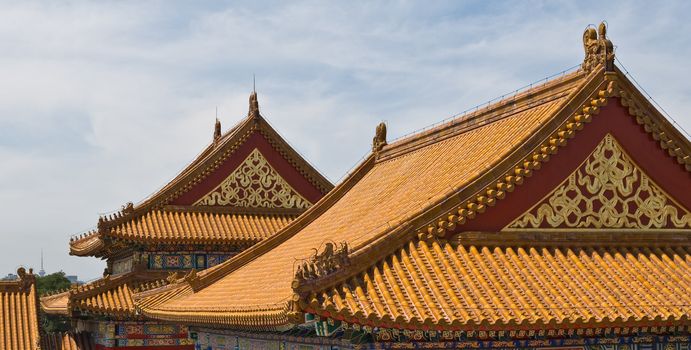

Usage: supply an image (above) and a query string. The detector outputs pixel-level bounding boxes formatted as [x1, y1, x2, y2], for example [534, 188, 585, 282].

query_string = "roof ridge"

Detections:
[379, 69, 585, 162]
[158, 205, 305, 216]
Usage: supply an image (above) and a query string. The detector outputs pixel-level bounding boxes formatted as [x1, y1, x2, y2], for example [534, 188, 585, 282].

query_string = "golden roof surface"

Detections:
[308, 242, 690, 328]
[53, 271, 169, 319]
[40, 290, 70, 316]
[0, 269, 40, 350]
[70, 209, 298, 257]
[136, 25, 691, 331]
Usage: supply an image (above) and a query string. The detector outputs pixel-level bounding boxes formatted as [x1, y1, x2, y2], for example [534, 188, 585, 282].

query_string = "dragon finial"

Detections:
[582, 21, 615, 72]
[213, 118, 222, 142]
[17, 267, 36, 292]
[294, 242, 350, 287]
[372, 122, 387, 154]
[248, 91, 260, 119]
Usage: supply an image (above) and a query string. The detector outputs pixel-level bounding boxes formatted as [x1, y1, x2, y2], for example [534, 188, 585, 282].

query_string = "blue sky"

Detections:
[1, 1, 690, 281]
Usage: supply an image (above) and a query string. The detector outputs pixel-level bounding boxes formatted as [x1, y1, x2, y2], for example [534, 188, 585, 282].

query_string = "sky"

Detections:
[1, 1, 690, 281]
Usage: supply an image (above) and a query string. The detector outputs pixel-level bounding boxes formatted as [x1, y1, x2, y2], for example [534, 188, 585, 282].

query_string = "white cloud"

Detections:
[0, 1, 689, 280]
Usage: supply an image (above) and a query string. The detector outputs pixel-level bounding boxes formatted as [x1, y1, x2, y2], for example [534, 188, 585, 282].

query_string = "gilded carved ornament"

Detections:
[582, 22, 615, 72]
[195, 148, 311, 209]
[372, 122, 387, 154]
[294, 242, 350, 285]
[508, 134, 691, 229]
[213, 118, 222, 143]
[16, 267, 36, 292]
[249, 91, 260, 119]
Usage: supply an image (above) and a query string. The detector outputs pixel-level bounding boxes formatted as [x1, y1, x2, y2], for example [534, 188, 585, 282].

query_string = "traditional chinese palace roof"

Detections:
[45, 92, 332, 322]
[135, 23, 691, 332]
[0, 268, 40, 350]
[69, 92, 332, 258]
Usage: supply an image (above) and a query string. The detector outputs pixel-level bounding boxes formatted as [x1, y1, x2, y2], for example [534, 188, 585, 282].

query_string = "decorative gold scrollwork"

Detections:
[509, 134, 691, 229]
[195, 149, 311, 209]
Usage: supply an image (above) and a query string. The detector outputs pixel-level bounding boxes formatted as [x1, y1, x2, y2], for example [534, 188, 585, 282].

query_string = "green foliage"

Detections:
[36, 271, 71, 295]
[36, 272, 73, 333]
[42, 314, 71, 333]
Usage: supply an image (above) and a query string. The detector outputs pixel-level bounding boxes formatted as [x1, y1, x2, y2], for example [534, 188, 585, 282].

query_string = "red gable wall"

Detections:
[171, 131, 324, 206]
[460, 98, 691, 231]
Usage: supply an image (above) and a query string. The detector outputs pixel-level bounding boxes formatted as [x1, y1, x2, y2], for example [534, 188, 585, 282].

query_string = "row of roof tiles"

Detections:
[70, 210, 298, 257]
[307, 242, 690, 328]
[0, 269, 40, 350]
[109, 210, 296, 243]
[41, 271, 171, 319]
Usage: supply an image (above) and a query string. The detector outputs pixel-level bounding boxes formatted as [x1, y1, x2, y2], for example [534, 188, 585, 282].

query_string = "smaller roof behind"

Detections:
[40, 290, 70, 316]
[70, 92, 333, 258]
[41, 270, 171, 319]
[0, 268, 40, 350]
[70, 208, 299, 257]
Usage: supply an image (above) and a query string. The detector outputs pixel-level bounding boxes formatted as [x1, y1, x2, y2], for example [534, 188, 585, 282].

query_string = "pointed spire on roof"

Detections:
[213, 106, 222, 142]
[214, 117, 222, 142]
[248, 91, 260, 120]
[582, 21, 615, 72]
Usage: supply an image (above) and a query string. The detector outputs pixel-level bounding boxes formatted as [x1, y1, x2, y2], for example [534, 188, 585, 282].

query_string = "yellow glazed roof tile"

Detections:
[0, 269, 40, 350]
[70, 93, 333, 258]
[110, 210, 295, 244]
[40, 290, 70, 316]
[68, 272, 169, 318]
[70, 210, 297, 256]
[308, 243, 691, 327]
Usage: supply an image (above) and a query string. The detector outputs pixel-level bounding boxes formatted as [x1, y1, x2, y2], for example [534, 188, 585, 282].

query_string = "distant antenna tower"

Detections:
[39, 249, 45, 277]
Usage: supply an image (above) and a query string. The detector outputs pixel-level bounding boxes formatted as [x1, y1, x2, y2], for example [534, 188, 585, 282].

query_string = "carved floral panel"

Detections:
[508, 134, 691, 229]
[195, 148, 311, 209]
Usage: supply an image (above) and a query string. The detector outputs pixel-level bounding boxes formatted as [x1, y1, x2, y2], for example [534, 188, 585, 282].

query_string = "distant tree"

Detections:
[36, 271, 72, 295]
[36, 272, 73, 333]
